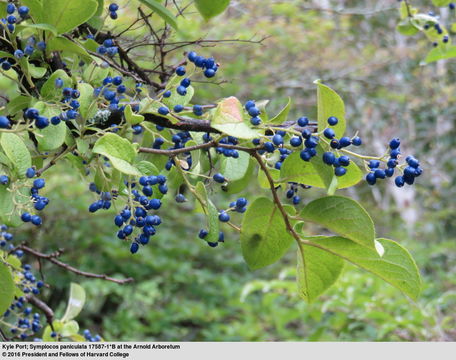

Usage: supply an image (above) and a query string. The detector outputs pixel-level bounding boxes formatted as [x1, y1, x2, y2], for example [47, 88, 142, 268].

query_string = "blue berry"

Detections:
[158, 106, 169, 115]
[322, 152, 336, 165]
[289, 136, 302, 147]
[374, 169, 386, 179]
[250, 117, 261, 125]
[213, 173, 225, 183]
[180, 78, 191, 88]
[18, 6, 29, 17]
[31, 215, 42, 226]
[385, 168, 395, 177]
[297, 117, 309, 127]
[218, 211, 230, 222]
[272, 134, 283, 146]
[323, 128, 335, 139]
[149, 199, 161, 210]
[248, 107, 260, 117]
[21, 213, 32, 222]
[33, 179, 45, 189]
[175, 194, 186, 203]
[130, 242, 139, 254]
[352, 136, 362, 146]
[389, 138, 400, 150]
[366, 173, 376, 185]
[0, 116, 11, 129]
[387, 159, 397, 168]
[187, 51, 197, 62]
[0, 175, 9, 185]
[300, 149, 312, 162]
[35, 116, 49, 129]
[292, 195, 301, 205]
[304, 136, 319, 148]
[334, 167, 346, 176]
[176, 66, 186, 76]
[368, 160, 380, 169]
[204, 68, 216, 78]
[193, 105, 203, 116]
[328, 116, 338, 126]
[339, 137, 351, 148]
[14, 50, 24, 59]
[245, 100, 255, 110]
[395, 176, 405, 187]
[6, 4, 15, 14]
[174, 105, 184, 113]
[176, 86, 187, 96]
[338, 156, 350, 167]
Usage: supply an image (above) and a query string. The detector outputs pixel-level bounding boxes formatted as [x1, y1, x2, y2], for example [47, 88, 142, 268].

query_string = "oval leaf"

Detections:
[0, 133, 32, 178]
[303, 236, 422, 300]
[314, 80, 346, 139]
[240, 197, 294, 269]
[296, 243, 344, 303]
[61, 283, 86, 322]
[0, 262, 15, 316]
[300, 196, 375, 249]
[195, 0, 230, 20]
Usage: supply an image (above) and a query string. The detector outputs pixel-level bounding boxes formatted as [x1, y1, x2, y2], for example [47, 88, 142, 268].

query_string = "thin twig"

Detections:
[17, 245, 134, 285]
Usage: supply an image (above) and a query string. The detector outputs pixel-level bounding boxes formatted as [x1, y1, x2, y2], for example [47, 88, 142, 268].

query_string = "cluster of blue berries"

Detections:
[245, 100, 262, 126]
[96, 38, 118, 58]
[320, 116, 361, 176]
[93, 75, 127, 112]
[215, 136, 240, 158]
[187, 51, 219, 78]
[111, 175, 167, 254]
[0, 224, 14, 250]
[0, 168, 48, 226]
[83, 329, 102, 342]
[198, 198, 247, 247]
[0, 3, 29, 33]
[108, 3, 119, 20]
[3, 296, 43, 340]
[88, 184, 113, 212]
[23, 107, 54, 129]
[285, 182, 311, 205]
[365, 138, 423, 187]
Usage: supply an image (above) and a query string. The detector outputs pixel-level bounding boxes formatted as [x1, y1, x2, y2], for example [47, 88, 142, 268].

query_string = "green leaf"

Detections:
[280, 146, 333, 188]
[136, 160, 159, 176]
[61, 320, 80, 337]
[21, 0, 44, 23]
[195, 182, 219, 244]
[302, 236, 422, 300]
[222, 157, 255, 194]
[269, 97, 291, 124]
[77, 83, 97, 120]
[138, 0, 178, 30]
[42, 0, 98, 34]
[16, 23, 58, 36]
[314, 80, 346, 139]
[6, 95, 32, 115]
[93, 133, 140, 176]
[34, 101, 67, 151]
[61, 283, 86, 322]
[42, 321, 63, 342]
[300, 195, 375, 250]
[212, 97, 260, 139]
[425, 45, 456, 63]
[41, 69, 73, 100]
[240, 197, 294, 269]
[296, 243, 344, 303]
[125, 104, 145, 125]
[162, 85, 195, 108]
[0, 262, 15, 316]
[257, 167, 280, 189]
[0, 133, 32, 178]
[195, 0, 230, 20]
[221, 150, 250, 182]
[47, 37, 92, 62]
[396, 19, 419, 36]
[432, 0, 452, 7]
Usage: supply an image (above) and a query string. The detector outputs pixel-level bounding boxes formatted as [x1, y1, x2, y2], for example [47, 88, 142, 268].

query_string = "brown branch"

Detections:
[17, 245, 134, 285]
[252, 152, 301, 241]
[35, 145, 71, 177]
[25, 295, 54, 327]
[139, 140, 259, 157]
